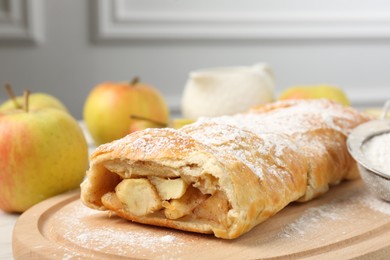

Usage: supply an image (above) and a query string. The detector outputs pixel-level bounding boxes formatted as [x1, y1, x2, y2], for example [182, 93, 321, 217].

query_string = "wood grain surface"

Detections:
[12, 180, 390, 259]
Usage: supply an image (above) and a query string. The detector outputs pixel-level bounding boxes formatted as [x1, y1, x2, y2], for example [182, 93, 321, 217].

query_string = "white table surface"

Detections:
[0, 212, 18, 259]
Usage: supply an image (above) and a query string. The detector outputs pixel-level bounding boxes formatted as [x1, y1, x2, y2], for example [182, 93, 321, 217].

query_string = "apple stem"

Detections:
[4, 83, 22, 109]
[130, 77, 140, 86]
[23, 90, 30, 113]
[130, 114, 167, 127]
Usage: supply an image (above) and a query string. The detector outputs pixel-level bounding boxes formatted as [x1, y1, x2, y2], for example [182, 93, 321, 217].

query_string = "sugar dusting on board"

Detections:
[39, 181, 390, 259]
[360, 189, 390, 215]
[280, 204, 343, 238]
[278, 187, 390, 240]
[278, 197, 354, 240]
[51, 200, 200, 258]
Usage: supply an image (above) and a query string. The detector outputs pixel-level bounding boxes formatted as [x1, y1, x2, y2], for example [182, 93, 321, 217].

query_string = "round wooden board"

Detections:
[12, 180, 390, 259]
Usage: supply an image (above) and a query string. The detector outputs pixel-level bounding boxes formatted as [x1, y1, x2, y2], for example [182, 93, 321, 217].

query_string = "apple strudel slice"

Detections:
[80, 99, 370, 239]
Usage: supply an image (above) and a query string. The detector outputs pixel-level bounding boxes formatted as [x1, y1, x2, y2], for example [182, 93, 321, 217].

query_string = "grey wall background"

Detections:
[0, 0, 390, 119]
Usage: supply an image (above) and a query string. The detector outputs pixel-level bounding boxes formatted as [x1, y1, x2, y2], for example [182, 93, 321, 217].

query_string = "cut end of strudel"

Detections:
[80, 99, 371, 239]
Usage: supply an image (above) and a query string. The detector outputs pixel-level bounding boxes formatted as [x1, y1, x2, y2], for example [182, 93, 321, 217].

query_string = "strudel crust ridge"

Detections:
[80, 99, 371, 239]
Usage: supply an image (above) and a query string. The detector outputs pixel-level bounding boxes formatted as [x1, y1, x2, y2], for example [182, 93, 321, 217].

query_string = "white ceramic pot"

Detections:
[181, 63, 275, 119]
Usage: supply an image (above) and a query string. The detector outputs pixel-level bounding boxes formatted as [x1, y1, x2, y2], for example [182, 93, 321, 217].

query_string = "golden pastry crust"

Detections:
[81, 99, 370, 239]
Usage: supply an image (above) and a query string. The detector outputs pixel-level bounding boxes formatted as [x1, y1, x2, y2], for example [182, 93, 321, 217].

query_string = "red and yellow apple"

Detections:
[83, 78, 170, 145]
[0, 92, 89, 213]
[278, 85, 350, 106]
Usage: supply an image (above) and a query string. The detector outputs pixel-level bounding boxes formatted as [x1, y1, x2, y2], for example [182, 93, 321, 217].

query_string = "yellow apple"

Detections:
[83, 77, 170, 145]
[171, 118, 195, 129]
[0, 85, 68, 112]
[0, 91, 89, 213]
[363, 107, 385, 119]
[278, 85, 350, 106]
[129, 116, 167, 133]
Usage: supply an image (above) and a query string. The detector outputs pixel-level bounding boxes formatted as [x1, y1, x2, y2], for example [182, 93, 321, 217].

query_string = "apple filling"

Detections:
[101, 175, 231, 226]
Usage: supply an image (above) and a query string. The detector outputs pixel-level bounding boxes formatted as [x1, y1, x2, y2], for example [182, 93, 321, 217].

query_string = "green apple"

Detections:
[0, 92, 89, 213]
[83, 77, 170, 145]
[0, 92, 68, 112]
[278, 85, 350, 106]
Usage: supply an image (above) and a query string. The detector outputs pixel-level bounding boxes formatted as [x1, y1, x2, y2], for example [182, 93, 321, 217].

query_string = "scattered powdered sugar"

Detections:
[69, 228, 179, 253]
[49, 183, 390, 258]
[97, 127, 197, 160]
[249, 99, 361, 135]
[280, 203, 344, 238]
[183, 123, 266, 178]
[51, 202, 187, 258]
[279, 187, 390, 240]
[362, 132, 390, 175]
[183, 99, 364, 180]
[160, 234, 176, 243]
[359, 190, 390, 215]
[182, 121, 299, 179]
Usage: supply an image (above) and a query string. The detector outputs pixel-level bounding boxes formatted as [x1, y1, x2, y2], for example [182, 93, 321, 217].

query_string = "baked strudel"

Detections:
[80, 99, 370, 239]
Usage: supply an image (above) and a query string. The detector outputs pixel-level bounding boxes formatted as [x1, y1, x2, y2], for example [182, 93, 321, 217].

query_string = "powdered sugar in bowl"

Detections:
[347, 101, 390, 201]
